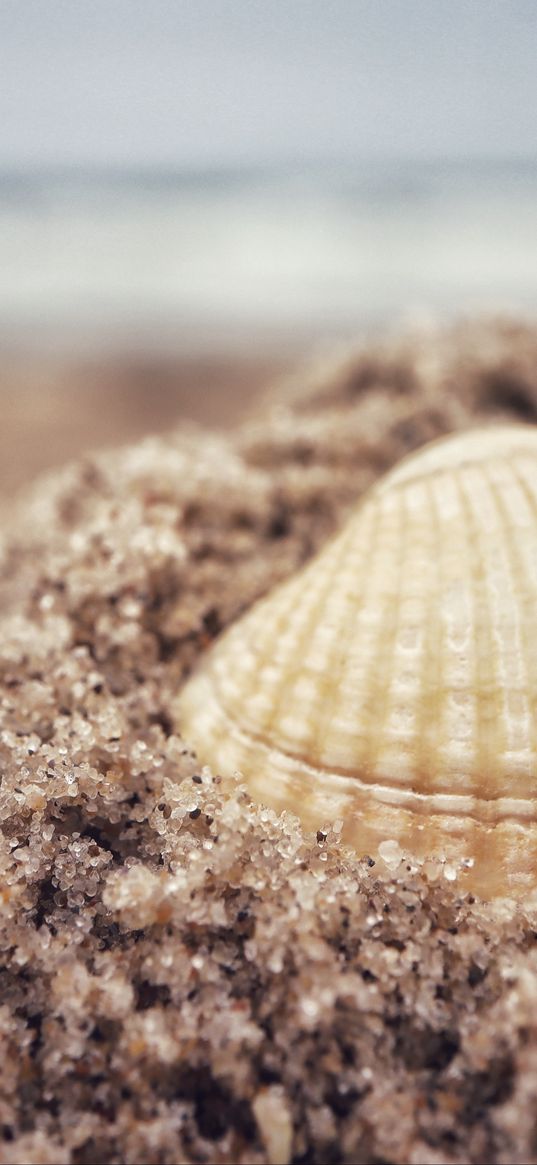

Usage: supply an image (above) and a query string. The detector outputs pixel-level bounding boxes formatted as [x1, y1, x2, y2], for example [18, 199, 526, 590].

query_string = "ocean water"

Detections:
[1, 159, 537, 353]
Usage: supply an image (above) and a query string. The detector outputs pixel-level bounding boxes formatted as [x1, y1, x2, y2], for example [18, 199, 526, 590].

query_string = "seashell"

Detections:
[176, 426, 537, 899]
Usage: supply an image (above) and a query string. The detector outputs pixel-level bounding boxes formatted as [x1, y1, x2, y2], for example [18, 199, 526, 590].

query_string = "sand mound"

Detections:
[2, 319, 537, 1164]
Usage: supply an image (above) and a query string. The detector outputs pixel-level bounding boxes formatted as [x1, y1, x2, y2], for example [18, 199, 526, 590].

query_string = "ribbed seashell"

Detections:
[177, 425, 537, 899]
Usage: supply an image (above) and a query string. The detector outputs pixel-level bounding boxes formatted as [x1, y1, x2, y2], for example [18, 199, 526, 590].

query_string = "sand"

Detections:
[2, 318, 537, 1164]
[0, 349, 294, 495]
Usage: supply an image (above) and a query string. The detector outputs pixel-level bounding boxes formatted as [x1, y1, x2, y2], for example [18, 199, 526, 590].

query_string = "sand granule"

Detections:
[2, 319, 537, 1164]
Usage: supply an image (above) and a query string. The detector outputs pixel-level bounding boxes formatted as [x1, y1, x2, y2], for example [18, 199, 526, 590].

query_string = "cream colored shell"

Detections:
[177, 426, 537, 898]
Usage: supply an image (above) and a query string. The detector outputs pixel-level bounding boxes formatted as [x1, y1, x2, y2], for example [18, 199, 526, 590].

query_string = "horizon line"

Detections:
[1, 152, 537, 177]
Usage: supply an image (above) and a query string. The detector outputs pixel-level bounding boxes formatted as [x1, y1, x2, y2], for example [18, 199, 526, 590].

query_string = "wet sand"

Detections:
[0, 349, 295, 495]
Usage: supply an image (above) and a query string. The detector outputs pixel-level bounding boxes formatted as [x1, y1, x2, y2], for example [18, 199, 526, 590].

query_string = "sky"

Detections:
[1, 0, 537, 168]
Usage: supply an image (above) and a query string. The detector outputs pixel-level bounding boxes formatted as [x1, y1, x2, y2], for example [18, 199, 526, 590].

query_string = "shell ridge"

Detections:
[376, 428, 537, 497]
[261, 508, 363, 747]
[210, 542, 334, 736]
[307, 500, 380, 765]
[362, 482, 409, 774]
[466, 462, 529, 781]
[456, 464, 507, 879]
[510, 464, 537, 757]
[209, 572, 300, 704]
[411, 470, 444, 807]
[486, 461, 536, 770]
[319, 496, 386, 768]
[319, 498, 386, 770]
[363, 480, 423, 780]
[201, 681, 537, 824]
[456, 467, 499, 806]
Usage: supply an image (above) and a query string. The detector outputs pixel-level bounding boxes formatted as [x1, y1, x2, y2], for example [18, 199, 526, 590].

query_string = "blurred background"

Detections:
[1, 0, 537, 492]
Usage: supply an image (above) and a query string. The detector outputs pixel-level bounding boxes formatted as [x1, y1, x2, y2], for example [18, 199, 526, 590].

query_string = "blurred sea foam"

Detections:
[1, 157, 537, 354]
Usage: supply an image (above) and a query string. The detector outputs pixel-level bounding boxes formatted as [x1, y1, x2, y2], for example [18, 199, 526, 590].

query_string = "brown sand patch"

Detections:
[0, 350, 294, 495]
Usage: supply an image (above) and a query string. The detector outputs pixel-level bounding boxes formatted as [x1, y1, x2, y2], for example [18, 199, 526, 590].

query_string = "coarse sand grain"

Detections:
[2, 319, 537, 1163]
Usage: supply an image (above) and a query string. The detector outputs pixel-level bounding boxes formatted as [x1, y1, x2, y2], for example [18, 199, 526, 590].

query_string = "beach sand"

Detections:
[2, 318, 537, 1164]
[0, 350, 295, 495]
